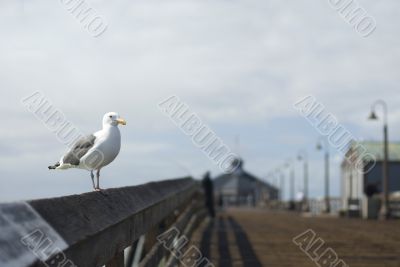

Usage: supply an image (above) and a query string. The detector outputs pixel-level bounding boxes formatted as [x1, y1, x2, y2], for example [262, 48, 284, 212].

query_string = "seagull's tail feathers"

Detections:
[48, 162, 60, 170]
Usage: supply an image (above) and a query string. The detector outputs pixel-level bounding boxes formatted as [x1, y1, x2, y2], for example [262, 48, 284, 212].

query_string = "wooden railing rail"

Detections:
[0, 177, 205, 267]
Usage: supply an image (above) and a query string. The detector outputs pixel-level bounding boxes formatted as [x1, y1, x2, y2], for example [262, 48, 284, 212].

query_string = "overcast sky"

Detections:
[0, 0, 399, 201]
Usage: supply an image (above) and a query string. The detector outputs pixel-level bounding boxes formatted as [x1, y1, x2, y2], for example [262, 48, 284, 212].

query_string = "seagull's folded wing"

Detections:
[62, 134, 97, 166]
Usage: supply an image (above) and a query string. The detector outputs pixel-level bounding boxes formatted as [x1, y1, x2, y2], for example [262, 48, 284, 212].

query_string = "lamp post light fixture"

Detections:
[298, 150, 309, 212]
[368, 100, 390, 220]
[316, 137, 330, 213]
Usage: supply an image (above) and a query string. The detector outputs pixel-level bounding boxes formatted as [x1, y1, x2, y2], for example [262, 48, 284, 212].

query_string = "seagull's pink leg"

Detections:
[95, 169, 102, 191]
[90, 170, 96, 191]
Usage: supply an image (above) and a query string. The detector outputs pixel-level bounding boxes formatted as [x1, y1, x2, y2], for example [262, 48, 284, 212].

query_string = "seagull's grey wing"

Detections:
[62, 134, 96, 166]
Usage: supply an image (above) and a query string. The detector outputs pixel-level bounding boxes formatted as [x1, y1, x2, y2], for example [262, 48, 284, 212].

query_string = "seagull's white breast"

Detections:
[79, 126, 121, 170]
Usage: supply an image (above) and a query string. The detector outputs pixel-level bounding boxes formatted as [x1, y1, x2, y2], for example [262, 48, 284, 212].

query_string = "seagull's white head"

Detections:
[103, 112, 127, 127]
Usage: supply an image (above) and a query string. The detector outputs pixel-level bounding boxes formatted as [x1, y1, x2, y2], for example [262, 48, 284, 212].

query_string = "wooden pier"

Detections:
[191, 208, 400, 267]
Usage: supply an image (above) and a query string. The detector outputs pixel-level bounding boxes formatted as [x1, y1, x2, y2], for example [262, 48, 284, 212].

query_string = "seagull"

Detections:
[48, 112, 126, 191]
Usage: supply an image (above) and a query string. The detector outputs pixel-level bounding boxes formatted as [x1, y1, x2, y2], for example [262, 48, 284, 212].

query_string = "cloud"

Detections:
[0, 0, 399, 201]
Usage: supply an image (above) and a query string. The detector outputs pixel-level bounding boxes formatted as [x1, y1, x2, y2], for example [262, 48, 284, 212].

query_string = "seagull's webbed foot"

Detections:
[94, 187, 108, 196]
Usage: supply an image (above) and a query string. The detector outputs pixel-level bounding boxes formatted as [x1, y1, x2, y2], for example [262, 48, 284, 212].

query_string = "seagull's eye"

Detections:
[109, 115, 113, 119]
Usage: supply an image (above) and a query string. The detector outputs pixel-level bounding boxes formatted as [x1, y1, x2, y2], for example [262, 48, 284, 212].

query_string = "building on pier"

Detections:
[341, 141, 400, 218]
[213, 158, 279, 207]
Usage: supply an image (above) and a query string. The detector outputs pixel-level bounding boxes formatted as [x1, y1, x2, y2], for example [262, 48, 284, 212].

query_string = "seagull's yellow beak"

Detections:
[116, 118, 127, 125]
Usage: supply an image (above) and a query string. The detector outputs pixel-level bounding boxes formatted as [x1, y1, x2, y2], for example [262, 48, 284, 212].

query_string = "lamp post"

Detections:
[275, 168, 285, 203]
[317, 137, 330, 213]
[368, 100, 390, 220]
[298, 150, 309, 212]
[284, 160, 295, 210]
